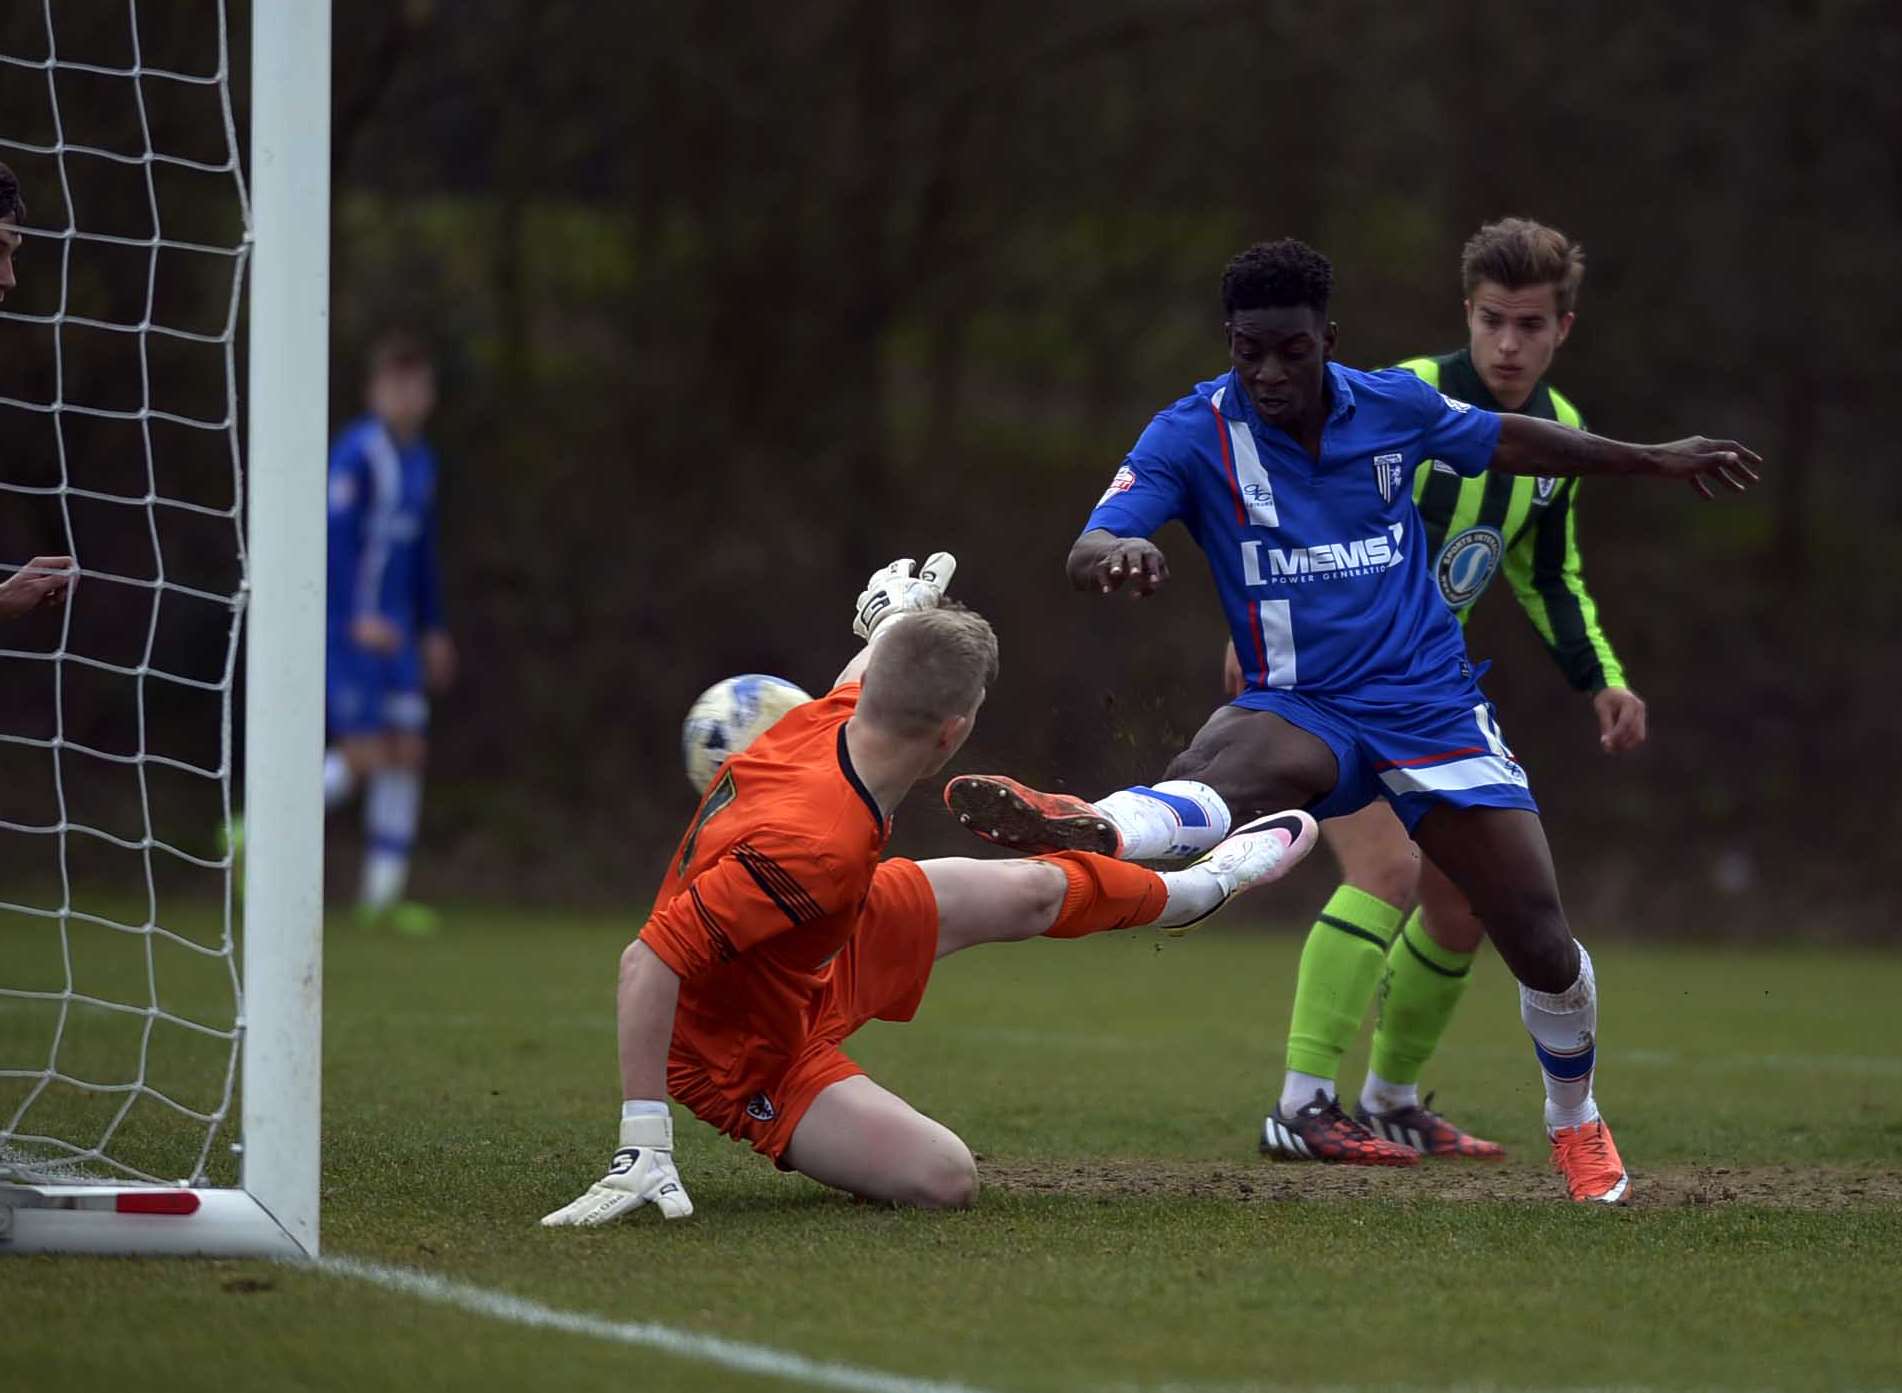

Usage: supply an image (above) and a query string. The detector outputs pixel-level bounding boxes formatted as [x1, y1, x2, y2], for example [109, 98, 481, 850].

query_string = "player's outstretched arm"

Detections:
[1067, 528, 1170, 596]
[1491, 415, 1761, 501]
[835, 551, 958, 687]
[541, 941, 693, 1227]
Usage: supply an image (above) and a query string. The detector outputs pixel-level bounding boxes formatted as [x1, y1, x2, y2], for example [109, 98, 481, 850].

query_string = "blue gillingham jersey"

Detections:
[1085, 362, 1502, 700]
[326, 415, 444, 642]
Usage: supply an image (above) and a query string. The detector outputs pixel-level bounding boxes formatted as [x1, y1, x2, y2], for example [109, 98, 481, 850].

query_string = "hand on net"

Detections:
[852, 552, 958, 641]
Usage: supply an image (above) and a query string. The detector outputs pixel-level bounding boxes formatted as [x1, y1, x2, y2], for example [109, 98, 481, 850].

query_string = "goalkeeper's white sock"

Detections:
[1520, 940, 1600, 1131]
[621, 1099, 669, 1121]
[361, 768, 422, 912]
[323, 748, 356, 809]
[1095, 780, 1231, 860]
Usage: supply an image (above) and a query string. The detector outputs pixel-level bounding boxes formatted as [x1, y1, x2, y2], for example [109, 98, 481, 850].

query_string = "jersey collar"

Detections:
[835, 724, 888, 834]
[1217, 362, 1358, 427]
[1440, 347, 1556, 420]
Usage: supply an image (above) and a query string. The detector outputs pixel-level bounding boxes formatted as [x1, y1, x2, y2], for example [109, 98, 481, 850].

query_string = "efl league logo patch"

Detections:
[1535, 475, 1560, 504]
[745, 1092, 777, 1123]
[1373, 452, 1405, 504]
[1097, 464, 1136, 505]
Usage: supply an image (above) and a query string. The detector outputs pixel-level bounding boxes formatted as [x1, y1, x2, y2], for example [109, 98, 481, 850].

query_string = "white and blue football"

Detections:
[681, 674, 814, 791]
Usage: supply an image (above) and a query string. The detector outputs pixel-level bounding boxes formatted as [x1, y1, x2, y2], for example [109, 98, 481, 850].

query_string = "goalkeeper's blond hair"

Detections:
[860, 606, 998, 736]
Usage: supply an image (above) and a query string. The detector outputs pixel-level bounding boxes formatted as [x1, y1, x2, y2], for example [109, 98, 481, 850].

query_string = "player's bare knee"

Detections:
[1489, 896, 1576, 992]
[1345, 861, 1419, 914]
[907, 1143, 978, 1210]
[1161, 745, 1214, 786]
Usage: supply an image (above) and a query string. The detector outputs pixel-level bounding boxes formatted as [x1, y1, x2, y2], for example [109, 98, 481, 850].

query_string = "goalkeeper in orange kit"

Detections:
[542, 555, 1320, 1223]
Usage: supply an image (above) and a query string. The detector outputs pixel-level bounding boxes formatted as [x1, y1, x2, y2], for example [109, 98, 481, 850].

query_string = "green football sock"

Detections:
[1369, 909, 1476, 1086]
[1284, 885, 1406, 1080]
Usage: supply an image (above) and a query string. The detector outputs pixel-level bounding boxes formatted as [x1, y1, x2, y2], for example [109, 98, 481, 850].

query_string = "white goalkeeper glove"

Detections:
[852, 552, 958, 641]
[540, 1113, 694, 1227]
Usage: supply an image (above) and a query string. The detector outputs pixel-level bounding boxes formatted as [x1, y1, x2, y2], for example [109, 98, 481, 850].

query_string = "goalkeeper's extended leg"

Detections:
[923, 810, 1319, 959]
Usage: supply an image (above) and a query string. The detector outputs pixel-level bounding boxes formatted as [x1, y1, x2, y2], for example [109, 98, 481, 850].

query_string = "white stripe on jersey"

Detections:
[1378, 753, 1526, 798]
[1210, 384, 1279, 527]
[1257, 599, 1297, 689]
[355, 423, 404, 620]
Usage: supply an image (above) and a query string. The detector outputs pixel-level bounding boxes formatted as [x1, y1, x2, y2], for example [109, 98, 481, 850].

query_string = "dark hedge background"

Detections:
[2, 1, 1896, 935]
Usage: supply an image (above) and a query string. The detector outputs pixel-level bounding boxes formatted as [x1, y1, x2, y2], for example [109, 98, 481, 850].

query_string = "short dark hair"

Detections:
[1221, 239, 1333, 318]
[367, 328, 432, 377]
[1461, 217, 1586, 316]
[860, 605, 999, 737]
[0, 161, 23, 223]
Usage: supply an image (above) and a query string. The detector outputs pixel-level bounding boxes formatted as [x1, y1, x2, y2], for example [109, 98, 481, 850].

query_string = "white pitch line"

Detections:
[315, 1255, 1003, 1393]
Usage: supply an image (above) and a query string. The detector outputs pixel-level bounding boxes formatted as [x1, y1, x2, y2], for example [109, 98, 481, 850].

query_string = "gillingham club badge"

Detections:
[1373, 452, 1406, 504]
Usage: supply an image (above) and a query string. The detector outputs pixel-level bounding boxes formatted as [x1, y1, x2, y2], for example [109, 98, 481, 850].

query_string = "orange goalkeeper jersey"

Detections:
[639, 682, 891, 1083]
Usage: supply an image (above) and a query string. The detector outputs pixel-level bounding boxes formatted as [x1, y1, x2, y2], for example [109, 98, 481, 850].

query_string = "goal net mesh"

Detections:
[0, 0, 252, 1188]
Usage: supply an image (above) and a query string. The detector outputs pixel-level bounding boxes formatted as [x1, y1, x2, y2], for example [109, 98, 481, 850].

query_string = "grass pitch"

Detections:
[8, 906, 1902, 1393]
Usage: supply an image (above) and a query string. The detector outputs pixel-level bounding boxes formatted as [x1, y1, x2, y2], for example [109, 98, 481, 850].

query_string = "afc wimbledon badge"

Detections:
[1373, 452, 1406, 504]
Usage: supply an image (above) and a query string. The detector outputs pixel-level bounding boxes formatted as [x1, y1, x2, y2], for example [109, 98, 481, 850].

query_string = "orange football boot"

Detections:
[943, 774, 1122, 856]
[1549, 1117, 1631, 1203]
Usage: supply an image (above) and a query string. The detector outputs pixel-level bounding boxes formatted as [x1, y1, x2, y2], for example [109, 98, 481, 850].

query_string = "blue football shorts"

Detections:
[326, 639, 428, 737]
[1231, 674, 1537, 833]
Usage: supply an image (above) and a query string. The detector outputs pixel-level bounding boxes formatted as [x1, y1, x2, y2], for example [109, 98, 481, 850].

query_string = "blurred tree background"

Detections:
[2, 0, 1897, 935]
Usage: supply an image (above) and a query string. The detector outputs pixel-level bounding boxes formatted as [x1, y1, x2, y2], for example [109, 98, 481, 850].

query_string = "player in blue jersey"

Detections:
[946, 240, 1758, 1203]
[324, 332, 457, 930]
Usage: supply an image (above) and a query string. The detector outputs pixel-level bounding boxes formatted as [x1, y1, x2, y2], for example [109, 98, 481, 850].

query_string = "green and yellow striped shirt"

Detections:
[1396, 349, 1626, 693]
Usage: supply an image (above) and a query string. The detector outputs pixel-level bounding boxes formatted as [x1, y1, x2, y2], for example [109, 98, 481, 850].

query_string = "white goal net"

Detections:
[1, 0, 325, 1256]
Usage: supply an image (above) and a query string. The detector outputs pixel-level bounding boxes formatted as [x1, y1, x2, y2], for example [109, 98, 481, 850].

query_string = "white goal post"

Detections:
[0, 0, 328, 1258]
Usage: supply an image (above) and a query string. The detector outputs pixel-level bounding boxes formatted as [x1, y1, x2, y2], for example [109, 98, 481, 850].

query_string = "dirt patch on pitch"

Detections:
[977, 1157, 1902, 1210]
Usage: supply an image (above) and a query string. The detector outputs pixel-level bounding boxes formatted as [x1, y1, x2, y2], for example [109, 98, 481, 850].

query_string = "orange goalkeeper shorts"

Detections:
[666, 857, 939, 1163]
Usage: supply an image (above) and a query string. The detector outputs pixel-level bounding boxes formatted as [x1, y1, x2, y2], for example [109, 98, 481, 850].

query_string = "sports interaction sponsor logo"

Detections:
[1433, 525, 1503, 609]
[1239, 523, 1405, 586]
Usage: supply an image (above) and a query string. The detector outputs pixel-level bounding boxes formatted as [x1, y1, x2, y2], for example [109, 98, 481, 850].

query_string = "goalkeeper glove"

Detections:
[540, 1113, 694, 1227]
[852, 552, 958, 641]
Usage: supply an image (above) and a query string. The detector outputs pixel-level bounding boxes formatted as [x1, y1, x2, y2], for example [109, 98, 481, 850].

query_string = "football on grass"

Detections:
[681, 674, 813, 791]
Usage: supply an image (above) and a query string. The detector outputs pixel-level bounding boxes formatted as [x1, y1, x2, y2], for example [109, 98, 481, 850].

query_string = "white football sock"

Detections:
[1520, 940, 1600, 1131]
[361, 768, 422, 912]
[1279, 1069, 1336, 1115]
[1094, 780, 1231, 860]
[620, 1099, 669, 1121]
[323, 748, 356, 809]
[1359, 1069, 1420, 1116]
